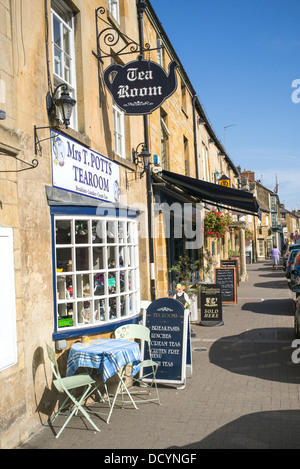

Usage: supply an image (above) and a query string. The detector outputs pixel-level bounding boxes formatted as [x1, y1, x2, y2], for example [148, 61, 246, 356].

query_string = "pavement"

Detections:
[19, 260, 300, 451]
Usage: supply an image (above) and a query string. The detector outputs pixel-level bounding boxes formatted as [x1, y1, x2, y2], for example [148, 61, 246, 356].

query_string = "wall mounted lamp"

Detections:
[46, 83, 76, 129]
[34, 84, 76, 156]
[126, 143, 151, 188]
[132, 142, 151, 175]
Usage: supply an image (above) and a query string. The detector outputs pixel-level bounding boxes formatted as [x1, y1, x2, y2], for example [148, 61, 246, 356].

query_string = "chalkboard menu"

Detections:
[221, 259, 239, 285]
[230, 255, 240, 279]
[200, 284, 223, 326]
[246, 251, 252, 264]
[214, 267, 237, 304]
[143, 298, 188, 386]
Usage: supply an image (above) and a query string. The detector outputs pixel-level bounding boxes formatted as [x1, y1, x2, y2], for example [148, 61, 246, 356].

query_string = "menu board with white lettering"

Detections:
[214, 267, 237, 304]
[143, 298, 188, 386]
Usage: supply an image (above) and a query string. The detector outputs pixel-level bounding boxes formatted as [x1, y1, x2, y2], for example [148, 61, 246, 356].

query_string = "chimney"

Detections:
[241, 170, 255, 182]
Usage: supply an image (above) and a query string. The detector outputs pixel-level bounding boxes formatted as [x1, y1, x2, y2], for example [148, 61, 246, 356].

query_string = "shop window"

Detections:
[51, 0, 77, 129]
[54, 216, 140, 333]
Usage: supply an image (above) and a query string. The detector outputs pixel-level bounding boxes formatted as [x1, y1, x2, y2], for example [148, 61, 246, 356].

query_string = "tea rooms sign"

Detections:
[103, 56, 178, 115]
[51, 131, 120, 203]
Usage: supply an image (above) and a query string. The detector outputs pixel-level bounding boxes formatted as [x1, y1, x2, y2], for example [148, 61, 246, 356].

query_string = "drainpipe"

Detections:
[192, 94, 199, 179]
[137, 0, 156, 301]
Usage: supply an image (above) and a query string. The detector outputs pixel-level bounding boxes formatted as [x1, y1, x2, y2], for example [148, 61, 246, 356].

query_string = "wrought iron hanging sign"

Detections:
[103, 55, 178, 115]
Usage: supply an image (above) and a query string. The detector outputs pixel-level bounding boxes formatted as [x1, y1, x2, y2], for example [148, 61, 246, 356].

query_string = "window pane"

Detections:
[53, 17, 61, 47]
[118, 221, 127, 243]
[119, 296, 125, 316]
[75, 220, 89, 243]
[63, 26, 70, 54]
[92, 220, 105, 243]
[120, 270, 125, 292]
[56, 247, 72, 272]
[76, 273, 91, 298]
[64, 56, 70, 83]
[54, 46, 62, 76]
[109, 297, 117, 319]
[94, 299, 106, 321]
[58, 303, 74, 328]
[57, 275, 73, 300]
[56, 220, 71, 244]
[108, 272, 116, 294]
[94, 273, 105, 296]
[78, 300, 92, 324]
[107, 246, 116, 268]
[93, 247, 104, 270]
[76, 247, 90, 271]
[107, 221, 117, 243]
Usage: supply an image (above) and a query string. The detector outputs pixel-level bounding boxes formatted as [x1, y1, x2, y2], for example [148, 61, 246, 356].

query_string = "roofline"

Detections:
[145, 0, 239, 177]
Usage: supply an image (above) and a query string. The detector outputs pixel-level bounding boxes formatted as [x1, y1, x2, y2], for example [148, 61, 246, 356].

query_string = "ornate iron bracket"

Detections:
[92, 6, 155, 63]
[92, 7, 161, 107]
[0, 152, 38, 173]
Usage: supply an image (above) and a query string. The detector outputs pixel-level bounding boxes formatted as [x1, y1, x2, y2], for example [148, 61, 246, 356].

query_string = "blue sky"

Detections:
[150, 0, 300, 211]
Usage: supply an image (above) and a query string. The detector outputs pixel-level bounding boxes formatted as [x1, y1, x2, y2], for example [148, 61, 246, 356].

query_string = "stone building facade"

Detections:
[0, 0, 257, 448]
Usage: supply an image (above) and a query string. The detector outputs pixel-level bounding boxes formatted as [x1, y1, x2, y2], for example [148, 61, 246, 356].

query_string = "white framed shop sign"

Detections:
[51, 130, 120, 204]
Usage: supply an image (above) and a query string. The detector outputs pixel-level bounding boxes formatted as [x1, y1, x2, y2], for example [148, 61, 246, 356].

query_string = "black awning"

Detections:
[157, 170, 259, 215]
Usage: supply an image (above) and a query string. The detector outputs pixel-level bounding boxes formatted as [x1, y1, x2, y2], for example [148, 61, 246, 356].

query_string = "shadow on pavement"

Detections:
[208, 329, 300, 384]
[170, 410, 300, 448]
[241, 298, 295, 316]
[253, 280, 290, 289]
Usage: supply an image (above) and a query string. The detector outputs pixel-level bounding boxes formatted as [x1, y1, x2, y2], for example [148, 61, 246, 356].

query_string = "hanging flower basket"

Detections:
[245, 228, 253, 245]
[204, 210, 232, 239]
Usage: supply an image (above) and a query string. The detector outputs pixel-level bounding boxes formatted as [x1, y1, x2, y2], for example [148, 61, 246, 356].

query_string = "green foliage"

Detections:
[169, 255, 199, 284]
[204, 210, 232, 239]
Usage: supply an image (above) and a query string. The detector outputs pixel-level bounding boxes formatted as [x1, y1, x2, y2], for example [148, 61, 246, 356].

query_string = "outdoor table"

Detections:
[66, 338, 142, 423]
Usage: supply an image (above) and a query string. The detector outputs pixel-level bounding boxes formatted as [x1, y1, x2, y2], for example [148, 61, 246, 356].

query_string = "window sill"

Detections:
[56, 126, 92, 148]
[111, 151, 136, 170]
[52, 312, 141, 341]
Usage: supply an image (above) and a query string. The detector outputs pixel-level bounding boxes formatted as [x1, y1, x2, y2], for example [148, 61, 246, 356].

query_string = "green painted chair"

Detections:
[114, 324, 161, 406]
[46, 343, 101, 438]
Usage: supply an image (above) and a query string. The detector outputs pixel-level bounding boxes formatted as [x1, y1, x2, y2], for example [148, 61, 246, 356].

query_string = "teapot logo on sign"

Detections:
[103, 56, 178, 115]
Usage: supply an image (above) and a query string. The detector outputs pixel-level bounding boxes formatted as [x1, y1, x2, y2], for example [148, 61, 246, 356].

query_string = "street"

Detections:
[20, 261, 300, 450]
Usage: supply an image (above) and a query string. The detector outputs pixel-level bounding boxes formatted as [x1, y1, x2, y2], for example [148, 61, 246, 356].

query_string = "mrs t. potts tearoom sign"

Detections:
[103, 56, 178, 115]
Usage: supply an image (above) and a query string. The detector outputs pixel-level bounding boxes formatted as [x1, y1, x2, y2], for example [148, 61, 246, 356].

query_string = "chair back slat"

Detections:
[46, 343, 61, 382]
[115, 324, 150, 342]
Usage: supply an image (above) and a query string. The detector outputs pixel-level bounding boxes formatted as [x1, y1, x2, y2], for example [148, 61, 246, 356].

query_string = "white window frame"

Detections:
[51, 4, 77, 129]
[157, 36, 163, 66]
[54, 215, 140, 333]
[108, 0, 120, 23]
[258, 238, 265, 258]
[113, 104, 125, 158]
[0, 227, 18, 371]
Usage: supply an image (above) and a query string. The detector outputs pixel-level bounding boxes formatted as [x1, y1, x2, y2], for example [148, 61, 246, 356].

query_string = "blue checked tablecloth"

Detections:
[66, 339, 141, 382]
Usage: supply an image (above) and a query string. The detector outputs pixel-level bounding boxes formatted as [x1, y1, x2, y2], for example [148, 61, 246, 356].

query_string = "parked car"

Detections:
[290, 251, 300, 286]
[286, 249, 300, 279]
[291, 284, 300, 338]
[283, 244, 300, 270]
